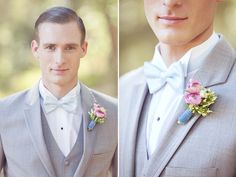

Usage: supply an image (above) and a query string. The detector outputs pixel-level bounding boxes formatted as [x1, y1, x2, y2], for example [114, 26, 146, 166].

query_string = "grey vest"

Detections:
[41, 110, 84, 177]
[135, 93, 152, 177]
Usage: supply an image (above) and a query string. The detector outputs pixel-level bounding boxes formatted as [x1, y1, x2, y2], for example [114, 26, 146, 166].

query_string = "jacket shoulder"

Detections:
[119, 66, 145, 91]
[0, 89, 29, 109]
[120, 66, 144, 82]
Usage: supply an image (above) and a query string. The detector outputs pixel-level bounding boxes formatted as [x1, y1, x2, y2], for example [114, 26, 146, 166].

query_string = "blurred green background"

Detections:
[120, 0, 236, 75]
[1, 0, 235, 98]
[0, 0, 117, 98]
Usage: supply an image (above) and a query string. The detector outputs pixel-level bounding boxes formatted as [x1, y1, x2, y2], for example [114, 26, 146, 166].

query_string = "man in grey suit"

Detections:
[0, 7, 117, 177]
[120, 0, 236, 176]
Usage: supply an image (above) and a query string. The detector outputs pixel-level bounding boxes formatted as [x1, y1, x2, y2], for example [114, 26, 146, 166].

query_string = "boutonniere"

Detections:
[178, 79, 217, 124]
[87, 103, 106, 131]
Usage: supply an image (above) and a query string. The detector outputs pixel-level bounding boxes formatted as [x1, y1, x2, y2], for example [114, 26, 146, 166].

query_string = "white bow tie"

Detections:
[144, 61, 186, 94]
[43, 95, 77, 114]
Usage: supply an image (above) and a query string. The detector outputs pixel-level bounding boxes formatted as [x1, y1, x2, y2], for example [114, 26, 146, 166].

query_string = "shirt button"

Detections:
[157, 117, 160, 121]
[65, 160, 70, 166]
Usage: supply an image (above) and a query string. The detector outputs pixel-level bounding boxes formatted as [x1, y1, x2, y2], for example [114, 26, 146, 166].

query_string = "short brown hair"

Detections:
[34, 6, 86, 43]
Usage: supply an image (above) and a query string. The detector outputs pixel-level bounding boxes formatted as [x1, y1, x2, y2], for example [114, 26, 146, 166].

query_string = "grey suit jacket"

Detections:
[119, 35, 236, 177]
[0, 82, 117, 177]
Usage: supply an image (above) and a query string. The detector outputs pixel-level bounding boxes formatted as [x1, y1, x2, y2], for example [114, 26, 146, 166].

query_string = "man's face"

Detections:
[31, 22, 87, 89]
[144, 0, 221, 46]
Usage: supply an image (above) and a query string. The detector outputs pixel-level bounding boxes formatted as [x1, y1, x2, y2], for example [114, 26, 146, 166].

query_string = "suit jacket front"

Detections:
[0, 82, 117, 177]
[119, 35, 236, 177]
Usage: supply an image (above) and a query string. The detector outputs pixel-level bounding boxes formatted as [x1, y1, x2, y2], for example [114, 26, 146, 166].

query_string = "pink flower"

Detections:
[184, 92, 202, 105]
[93, 103, 106, 118]
[186, 79, 201, 94]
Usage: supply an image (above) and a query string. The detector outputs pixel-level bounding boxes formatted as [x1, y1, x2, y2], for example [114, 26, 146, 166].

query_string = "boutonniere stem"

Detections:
[178, 79, 217, 124]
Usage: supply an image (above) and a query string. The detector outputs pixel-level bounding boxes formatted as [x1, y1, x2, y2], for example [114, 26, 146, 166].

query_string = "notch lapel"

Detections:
[121, 77, 148, 177]
[73, 84, 97, 177]
[143, 100, 202, 177]
[143, 36, 236, 177]
[24, 83, 56, 177]
[193, 36, 236, 88]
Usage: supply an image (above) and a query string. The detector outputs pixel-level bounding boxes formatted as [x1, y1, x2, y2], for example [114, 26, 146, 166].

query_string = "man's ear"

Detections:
[80, 41, 88, 58]
[31, 40, 39, 58]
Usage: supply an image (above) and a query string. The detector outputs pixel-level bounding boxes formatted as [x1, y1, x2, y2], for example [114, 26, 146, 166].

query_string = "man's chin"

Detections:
[51, 77, 78, 87]
[158, 35, 191, 47]
[49, 78, 69, 86]
[155, 30, 188, 43]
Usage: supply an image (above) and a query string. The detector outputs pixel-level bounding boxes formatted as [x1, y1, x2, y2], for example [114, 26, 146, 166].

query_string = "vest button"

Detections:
[65, 160, 70, 166]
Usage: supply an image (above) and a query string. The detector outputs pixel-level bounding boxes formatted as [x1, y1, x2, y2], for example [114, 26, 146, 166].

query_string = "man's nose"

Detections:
[162, 0, 182, 8]
[54, 50, 66, 64]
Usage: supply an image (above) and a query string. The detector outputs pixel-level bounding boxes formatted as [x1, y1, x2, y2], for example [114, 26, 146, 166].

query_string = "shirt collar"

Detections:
[39, 80, 80, 101]
[151, 32, 219, 75]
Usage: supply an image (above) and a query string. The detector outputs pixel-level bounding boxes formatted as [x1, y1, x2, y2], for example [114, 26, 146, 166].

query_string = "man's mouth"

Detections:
[157, 16, 188, 24]
[50, 68, 69, 74]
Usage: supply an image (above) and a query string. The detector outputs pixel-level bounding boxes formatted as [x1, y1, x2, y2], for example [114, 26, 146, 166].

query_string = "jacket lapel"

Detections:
[144, 35, 236, 177]
[24, 83, 56, 177]
[73, 83, 97, 177]
[193, 36, 236, 88]
[122, 76, 148, 177]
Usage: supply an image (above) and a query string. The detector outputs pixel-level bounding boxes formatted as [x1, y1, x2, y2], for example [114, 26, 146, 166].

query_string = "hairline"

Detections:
[34, 20, 85, 44]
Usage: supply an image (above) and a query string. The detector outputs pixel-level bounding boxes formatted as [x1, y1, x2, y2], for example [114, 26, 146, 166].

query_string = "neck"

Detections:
[42, 79, 77, 99]
[159, 29, 214, 67]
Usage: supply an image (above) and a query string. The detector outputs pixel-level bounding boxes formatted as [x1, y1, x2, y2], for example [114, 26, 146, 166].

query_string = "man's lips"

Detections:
[158, 16, 188, 24]
[50, 68, 69, 74]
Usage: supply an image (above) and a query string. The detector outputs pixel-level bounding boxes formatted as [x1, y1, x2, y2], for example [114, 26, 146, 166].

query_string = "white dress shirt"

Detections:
[39, 80, 82, 156]
[146, 32, 219, 157]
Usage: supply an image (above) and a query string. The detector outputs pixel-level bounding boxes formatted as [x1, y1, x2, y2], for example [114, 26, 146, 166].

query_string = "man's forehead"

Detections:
[37, 22, 82, 43]
[39, 39, 81, 45]
[38, 21, 81, 35]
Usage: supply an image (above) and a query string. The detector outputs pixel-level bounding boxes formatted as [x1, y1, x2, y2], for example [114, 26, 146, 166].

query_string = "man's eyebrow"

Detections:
[42, 43, 80, 47]
[42, 43, 56, 46]
[65, 43, 80, 47]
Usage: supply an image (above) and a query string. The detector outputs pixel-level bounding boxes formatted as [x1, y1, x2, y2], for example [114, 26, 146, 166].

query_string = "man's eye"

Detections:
[45, 46, 56, 51]
[65, 46, 76, 50]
